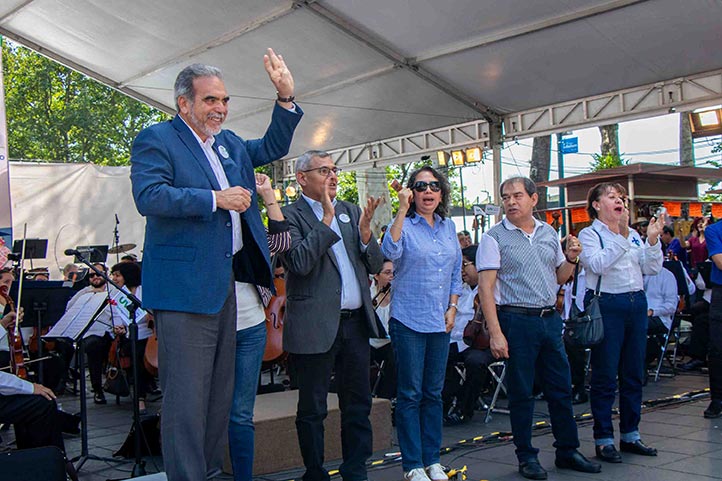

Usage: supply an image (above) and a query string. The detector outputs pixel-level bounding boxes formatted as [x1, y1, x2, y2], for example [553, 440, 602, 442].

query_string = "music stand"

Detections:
[12, 239, 48, 270]
[9, 281, 75, 385]
[73, 245, 109, 264]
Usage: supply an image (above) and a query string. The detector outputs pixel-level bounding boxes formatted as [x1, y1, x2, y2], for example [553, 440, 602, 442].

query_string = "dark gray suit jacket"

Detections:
[281, 197, 384, 354]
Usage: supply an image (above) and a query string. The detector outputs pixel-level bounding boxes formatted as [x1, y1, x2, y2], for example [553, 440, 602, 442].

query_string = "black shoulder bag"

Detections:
[564, 230, 605, 347]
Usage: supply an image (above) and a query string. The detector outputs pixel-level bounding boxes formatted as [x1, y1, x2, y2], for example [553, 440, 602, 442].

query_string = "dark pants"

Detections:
[688, 300, 710, 361]
[84, 333, 112, 393]
[709, 287, 722, 401]
[646, 316, 669, 365]
[291, 309, 372, 481]
[498, 310, 579, 463]
[564, 340, 587, 395]
[0, 394, 65, 453]
[588, 290, 647, 445]
[443, 343, 493, 418]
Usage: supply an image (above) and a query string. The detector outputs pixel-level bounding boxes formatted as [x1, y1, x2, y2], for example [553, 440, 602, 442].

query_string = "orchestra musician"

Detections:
[0, 267, 16, 368]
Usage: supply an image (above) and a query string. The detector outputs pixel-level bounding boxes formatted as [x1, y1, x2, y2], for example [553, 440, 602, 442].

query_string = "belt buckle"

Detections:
[540, 308, 553, 317]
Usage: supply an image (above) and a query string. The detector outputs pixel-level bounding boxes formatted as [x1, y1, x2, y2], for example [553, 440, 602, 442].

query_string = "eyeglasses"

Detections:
[412, 181, 441, 193]
[88, 273, 100, 278]
[302, 166, 341, 177]
[462, 261, 475, 268]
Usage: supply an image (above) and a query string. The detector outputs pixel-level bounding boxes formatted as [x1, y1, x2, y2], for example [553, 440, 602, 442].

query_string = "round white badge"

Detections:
[218, 145, 229, 159]
[339, 213, 351, 223]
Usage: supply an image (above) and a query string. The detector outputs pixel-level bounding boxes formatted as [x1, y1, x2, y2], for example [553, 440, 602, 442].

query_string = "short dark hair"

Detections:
[500, 176, 537, 197]
[111, 262, 142, 289]
[662, 225, 675, 237]
[462, 245, 478, 262]
[406, 166, 451, 219]
[586, 182, 627, 220]
[458, 230, 470, 237]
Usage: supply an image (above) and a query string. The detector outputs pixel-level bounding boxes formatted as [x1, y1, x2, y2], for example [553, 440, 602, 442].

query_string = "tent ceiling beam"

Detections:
[298, 0, 501, 123]
[0, 27, 175, 115]
[414, 0, 647, 63]
[117, 3, 296, 88]
[504, 68, 722, 140]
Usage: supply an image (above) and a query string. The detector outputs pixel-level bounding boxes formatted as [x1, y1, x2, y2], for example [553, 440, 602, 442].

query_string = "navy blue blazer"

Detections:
[130, 103, 302, 314]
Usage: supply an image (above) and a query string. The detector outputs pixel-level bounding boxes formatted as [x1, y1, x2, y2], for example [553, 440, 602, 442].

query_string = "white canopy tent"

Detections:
[1, 0, 720, 162]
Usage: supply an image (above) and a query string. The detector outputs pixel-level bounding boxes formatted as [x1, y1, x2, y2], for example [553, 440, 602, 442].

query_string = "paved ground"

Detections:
[1, 368, 719, 481]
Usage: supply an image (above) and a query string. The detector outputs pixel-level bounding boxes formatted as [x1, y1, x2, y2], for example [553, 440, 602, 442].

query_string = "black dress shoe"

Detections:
[93, 392, 107, 405]
[519, 460, 547, 480]
[679, 359, 706, 371]
[555, 450, 602, 473]
[620, 440, 657, 456]
[704, 400, 722, 419]
[595, 444, 622, 463]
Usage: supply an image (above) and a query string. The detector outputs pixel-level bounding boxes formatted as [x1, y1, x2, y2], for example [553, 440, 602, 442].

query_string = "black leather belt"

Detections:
[498, 305, 556, 317]
[340, 308, 362, 318]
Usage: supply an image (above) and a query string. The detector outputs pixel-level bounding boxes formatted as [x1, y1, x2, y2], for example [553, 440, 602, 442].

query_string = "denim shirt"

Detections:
[382, 213, 462, 333]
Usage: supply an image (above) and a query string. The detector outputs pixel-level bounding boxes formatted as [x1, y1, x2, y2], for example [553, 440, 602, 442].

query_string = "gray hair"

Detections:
[295, 150, 331, 173]
[174, 64, 224, 111]
[500, 176, 537, 197]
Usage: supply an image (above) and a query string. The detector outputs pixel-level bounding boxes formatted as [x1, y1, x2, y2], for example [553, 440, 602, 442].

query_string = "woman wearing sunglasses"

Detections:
[381, 166, 462, 481]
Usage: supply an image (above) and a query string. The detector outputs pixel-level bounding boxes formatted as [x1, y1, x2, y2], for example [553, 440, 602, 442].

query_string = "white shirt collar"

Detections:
[502, 216, 544, 234]
[302, 192, 337, 209]
[178, 115, 215, 148]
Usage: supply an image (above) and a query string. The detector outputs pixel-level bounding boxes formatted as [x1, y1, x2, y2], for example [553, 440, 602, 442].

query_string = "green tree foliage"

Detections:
[2, 41, 168, 165]
[590, 152, 629, 171]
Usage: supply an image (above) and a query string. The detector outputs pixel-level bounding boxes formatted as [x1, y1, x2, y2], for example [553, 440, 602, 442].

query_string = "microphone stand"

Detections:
[73, 251, 147, 477]
[113, 214, 121, 265]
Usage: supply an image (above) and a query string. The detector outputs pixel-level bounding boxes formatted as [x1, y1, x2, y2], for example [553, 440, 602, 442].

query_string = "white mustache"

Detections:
[207, 113, 225, 122]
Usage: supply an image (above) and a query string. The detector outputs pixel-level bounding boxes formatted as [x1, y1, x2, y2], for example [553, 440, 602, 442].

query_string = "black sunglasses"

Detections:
[88, 272, 101, 278]
[412, 181, 441, 193]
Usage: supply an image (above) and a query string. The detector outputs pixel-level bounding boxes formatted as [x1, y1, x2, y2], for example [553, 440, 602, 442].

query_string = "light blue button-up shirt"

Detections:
[302, 194, 363, 310]
[382, 213, 462, 333]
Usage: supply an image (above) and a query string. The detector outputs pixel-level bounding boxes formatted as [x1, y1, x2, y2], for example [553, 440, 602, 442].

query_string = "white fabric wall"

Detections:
[8, 162, 145, 278]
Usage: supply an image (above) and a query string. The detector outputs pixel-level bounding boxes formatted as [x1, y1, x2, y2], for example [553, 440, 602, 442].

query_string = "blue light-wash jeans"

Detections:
[586, 290, 648, 446]
[389, 318, 450, 472]
[228, 321, 266, 481]
[497, 310, 579, 463]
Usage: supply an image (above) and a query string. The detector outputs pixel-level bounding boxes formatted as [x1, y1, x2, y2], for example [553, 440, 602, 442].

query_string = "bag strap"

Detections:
[592, 228, 604, 296]
[570, 262, 581, 299]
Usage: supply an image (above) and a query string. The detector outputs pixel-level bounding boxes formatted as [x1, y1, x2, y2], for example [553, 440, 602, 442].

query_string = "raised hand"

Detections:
[359, 196, 383, 244]
[255, 173, 275, 203]
[263, 48, 294, 103]
[565, 234, 582, 262]
[320, 176, 335, 226]
[647, 212, 665, 245]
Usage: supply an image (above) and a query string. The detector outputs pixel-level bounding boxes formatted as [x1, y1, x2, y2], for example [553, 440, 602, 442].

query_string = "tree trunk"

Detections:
[679, 111, 695, 166]
[529, 135, 551, 211]
[599, 124, 619, 158]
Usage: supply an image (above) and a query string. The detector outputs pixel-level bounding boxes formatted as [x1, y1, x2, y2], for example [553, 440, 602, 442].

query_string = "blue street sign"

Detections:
[560, 137, 578, 154]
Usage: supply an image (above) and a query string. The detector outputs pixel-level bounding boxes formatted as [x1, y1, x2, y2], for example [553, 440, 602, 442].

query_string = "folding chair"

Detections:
[651, 314, 686, 382]
[484, 361, 509, 423]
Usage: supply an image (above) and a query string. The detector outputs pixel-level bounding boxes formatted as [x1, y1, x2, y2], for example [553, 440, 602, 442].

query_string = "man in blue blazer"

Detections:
[130, 50, 302, 481]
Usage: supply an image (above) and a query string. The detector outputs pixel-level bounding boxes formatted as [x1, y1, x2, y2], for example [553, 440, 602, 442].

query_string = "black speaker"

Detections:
[0, 446, 66, 481]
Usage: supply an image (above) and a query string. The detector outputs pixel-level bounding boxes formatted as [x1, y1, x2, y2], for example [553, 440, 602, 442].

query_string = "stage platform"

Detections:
[1, 369, 721, 481]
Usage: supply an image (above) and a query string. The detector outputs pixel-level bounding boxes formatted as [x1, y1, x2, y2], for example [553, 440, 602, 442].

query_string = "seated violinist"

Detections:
[0, 370, 79, 480]
[0, 267, 17, 368]
[109, 261, 152, 415]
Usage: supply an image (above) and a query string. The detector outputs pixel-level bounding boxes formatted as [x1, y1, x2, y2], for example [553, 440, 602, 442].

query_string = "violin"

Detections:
[1, 285, 28, 379]
[262, 274, 286, 363]
[28, 326, 56, 355]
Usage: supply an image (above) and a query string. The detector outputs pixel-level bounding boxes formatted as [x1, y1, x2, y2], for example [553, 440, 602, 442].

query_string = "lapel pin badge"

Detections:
[218, 145, 229, 159]
[338, 213, 351, 224]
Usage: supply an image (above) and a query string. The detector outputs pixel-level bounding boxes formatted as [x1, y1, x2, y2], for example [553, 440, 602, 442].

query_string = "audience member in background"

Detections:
[680, 262, 713, 372]
[443, 244, 493, 425]
[661, 225, 687, 265]
[631, 218, 649, 242]
[643, 267, 679, 367]
[703, 218, 722, 418]
[370, 259, 396, 400]
[382, 166, 461, 481]
[109, 262, 151, 414]
[478, 176, 599, 480]
[685, 217, 709, 270]
[457, 230, 472, 248]
[579, 187, 663, 463]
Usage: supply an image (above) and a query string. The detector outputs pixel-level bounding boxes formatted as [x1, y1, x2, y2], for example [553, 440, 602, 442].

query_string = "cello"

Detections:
[143, 313, 158, 377]
[262, 271, 286, 363]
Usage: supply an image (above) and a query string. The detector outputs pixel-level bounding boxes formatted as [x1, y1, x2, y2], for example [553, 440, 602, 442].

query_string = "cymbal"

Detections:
[108, 243, 136, 254]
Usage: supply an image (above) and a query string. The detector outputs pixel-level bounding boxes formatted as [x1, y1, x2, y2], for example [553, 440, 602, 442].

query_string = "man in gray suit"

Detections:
[282, 150, 384, 481]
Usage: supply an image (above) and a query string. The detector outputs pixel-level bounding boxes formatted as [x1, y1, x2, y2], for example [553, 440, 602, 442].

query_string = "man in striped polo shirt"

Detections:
[477, 177, 601, 480]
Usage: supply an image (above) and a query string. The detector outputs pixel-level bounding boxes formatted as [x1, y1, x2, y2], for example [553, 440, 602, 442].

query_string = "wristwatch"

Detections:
[448, 303, 458, 310]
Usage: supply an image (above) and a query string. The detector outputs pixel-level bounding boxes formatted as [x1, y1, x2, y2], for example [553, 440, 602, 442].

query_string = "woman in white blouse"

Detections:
[578, 182, 664, 464]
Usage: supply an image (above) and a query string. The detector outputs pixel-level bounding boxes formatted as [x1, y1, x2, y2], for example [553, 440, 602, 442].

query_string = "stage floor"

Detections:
[2, 368, 720, 481]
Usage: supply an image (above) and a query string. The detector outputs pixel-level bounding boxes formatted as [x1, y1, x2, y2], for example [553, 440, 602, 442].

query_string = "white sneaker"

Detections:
[404, 467, 432, 481]
[425, 463, 448, 481]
